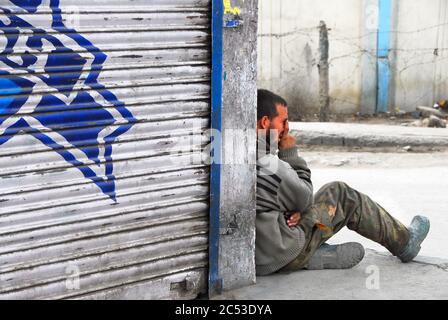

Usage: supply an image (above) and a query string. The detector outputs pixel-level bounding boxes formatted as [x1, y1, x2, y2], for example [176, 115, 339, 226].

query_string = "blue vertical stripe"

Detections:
[209, 0, 223, 297]
[377, 0, 392, 113]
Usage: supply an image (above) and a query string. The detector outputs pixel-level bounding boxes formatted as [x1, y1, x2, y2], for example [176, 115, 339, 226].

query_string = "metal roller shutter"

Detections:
[0, 0, 211, 299]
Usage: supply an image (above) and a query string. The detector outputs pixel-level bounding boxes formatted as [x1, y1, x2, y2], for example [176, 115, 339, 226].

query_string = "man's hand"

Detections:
[279, 134, 297, 150]
[286, 212, 301, 228]
[278, 121, 297, 150]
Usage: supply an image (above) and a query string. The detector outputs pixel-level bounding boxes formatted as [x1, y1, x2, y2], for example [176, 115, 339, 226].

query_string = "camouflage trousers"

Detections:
[280, 181, 410, 272]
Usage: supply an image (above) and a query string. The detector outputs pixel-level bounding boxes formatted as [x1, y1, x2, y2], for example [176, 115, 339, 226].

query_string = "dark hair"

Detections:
[257, 89, 288, 121]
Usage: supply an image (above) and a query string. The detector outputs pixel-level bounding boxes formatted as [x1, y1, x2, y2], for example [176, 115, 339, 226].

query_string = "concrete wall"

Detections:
[258, 0, 364, 118]
[258, 0, 448, 117]
[393, 0, 448, 112]
[220, 0, 258, 292]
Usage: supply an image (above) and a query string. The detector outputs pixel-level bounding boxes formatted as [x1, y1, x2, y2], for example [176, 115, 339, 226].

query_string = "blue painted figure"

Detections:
[0, 0, 136, 201]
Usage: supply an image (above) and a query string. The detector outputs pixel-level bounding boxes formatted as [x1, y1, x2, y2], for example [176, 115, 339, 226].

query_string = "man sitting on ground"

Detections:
[255, 89, 430, 275]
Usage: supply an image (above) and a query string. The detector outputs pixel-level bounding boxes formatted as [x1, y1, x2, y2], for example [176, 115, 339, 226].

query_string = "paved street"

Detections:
[217, 150, 448, 300]
[217, 249, 448, 300]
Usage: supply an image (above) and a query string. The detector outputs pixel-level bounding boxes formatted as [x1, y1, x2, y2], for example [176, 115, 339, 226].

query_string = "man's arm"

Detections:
[276, 134, 313, 213]
[278, 145, 312, 184]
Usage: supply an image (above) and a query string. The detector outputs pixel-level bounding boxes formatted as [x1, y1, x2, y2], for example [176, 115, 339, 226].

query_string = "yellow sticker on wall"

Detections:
[223, 0, 241, 15]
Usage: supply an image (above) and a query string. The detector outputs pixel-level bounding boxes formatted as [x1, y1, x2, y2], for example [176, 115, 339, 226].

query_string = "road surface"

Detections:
[217, 151, 448, 300]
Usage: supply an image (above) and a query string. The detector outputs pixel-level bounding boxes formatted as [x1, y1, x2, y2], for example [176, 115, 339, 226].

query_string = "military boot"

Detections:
[397, 215, 430, 263]
[306, 242, 365, 270]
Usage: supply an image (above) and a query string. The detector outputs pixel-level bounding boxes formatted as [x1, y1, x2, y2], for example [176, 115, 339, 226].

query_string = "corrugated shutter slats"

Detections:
[0, 0, 211, 299]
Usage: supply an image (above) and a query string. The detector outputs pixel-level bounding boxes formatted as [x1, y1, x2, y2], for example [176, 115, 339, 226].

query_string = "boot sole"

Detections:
[308, 242, 365, 270]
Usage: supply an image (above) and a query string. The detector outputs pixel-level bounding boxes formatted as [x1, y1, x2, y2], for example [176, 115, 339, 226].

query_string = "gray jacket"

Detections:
[256, 145, 313, 275]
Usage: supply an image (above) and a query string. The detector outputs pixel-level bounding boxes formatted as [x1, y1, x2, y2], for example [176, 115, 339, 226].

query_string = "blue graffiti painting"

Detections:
[0, 0, 136, 201]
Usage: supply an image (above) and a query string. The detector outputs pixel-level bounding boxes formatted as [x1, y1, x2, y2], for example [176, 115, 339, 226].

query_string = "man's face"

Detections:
[258, 104, 289, 145]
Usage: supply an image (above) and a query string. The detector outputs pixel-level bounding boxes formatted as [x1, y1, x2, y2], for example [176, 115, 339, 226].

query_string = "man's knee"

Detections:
[315, 181, 350, 202]
[326, 181, 350, 191]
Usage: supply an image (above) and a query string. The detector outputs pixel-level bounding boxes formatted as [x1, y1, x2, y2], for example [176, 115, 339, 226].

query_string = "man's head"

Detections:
[257, 89, 289, 145]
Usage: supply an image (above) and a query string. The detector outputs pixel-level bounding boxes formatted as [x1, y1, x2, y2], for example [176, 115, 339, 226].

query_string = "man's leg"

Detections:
[280, 181, 410, 272]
